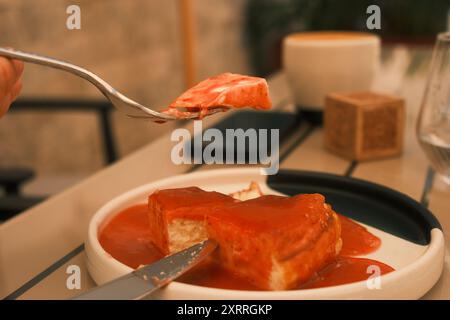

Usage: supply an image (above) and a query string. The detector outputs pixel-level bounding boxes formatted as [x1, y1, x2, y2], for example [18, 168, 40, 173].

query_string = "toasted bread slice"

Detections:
[147, 186, 341, 290]
[206, 194, 341, 290]
[148, 183, 262, 254]
[147, 187, 235, 255]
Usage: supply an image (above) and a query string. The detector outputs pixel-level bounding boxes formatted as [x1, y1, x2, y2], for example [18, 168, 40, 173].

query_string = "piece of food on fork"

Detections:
[147, 185, 341, 290]
[164, 73, 272, 119]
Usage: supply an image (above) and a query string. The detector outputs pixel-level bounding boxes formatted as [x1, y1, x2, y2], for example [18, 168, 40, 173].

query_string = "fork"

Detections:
[0, 47, 223, 122]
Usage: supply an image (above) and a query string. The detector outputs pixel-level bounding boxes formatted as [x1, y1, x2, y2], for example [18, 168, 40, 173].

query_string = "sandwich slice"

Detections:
[147, 187, 236, 255]
[147, 186, 341, 290]
[206, 194, 341, 290]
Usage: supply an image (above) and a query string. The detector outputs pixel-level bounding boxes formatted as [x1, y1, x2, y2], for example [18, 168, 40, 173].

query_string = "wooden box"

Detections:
[324, 92, 405, 161]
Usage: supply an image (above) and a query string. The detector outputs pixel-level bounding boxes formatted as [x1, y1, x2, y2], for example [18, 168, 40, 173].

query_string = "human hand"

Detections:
[0, 57, 23, 118]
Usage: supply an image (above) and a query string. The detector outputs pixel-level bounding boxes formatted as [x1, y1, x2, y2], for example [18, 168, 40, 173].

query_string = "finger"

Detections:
[0, 57, 17, 94]
[11, 78, 22, 101]
[12, 59, 24, 78]
[2, 47, 23, 77]
[0, 95, 12, 118]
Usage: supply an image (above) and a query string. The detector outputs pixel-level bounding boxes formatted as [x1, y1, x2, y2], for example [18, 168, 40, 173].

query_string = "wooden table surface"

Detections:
[0, 47, 448, 300]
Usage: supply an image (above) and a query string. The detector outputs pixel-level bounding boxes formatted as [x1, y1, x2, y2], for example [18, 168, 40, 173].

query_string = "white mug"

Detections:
[283, 31, 380, 110]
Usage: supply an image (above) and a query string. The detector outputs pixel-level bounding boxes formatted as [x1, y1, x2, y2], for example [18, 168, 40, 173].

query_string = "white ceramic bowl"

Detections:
[283, 31, 380, 110]
[86, 168, 444, 299]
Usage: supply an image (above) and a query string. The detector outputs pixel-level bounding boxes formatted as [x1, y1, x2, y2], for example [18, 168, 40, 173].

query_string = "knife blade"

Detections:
[73, 239, 217, 300]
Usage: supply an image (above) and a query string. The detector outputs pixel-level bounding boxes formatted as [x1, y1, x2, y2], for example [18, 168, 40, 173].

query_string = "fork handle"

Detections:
[0, 47, 113, 96]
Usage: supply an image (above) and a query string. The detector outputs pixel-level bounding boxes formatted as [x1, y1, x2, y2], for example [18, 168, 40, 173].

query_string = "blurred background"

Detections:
[0, 0, 449, 217]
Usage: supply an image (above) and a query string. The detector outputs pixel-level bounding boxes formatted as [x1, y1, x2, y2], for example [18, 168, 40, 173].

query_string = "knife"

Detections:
[73, 239, 217, 300]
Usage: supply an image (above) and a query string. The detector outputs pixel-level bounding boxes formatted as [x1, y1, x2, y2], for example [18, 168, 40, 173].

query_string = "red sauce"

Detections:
[302, 257, 394, 289]
[98, 204, 394, 290]
[99, 204, 163, 269]
[338, 214, 381, 256]
[177, 261, 262, 291]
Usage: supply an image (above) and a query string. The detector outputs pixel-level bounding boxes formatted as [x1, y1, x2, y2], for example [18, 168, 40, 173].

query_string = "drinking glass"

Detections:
[417, 32, 450, 185]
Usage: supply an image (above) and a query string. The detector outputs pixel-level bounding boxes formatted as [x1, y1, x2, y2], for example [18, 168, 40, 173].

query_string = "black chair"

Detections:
[0, 167, 44, 220]
[0, 99, 118, 221]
